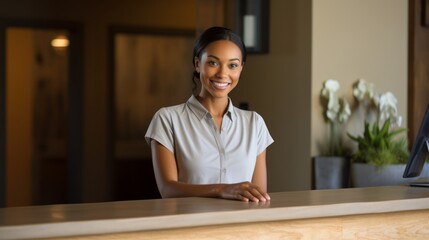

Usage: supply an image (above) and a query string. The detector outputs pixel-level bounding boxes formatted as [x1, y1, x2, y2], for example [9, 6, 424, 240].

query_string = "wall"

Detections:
[311, 0, 408, 157]
[6, 29, 34, 206]
[231, 0, 313, 191]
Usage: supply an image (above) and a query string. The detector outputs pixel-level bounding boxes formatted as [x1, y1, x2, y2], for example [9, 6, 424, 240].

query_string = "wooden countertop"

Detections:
[1, 186, 429, 239]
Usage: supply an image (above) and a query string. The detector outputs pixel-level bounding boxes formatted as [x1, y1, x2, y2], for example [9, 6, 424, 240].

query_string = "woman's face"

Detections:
[195, 40, 243, 99]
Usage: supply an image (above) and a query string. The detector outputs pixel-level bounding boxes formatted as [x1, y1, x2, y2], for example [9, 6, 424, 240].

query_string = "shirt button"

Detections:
[222, 168, 227, 174]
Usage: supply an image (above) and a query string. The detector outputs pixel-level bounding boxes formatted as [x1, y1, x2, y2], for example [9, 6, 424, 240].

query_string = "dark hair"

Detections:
[192, 26, 247, 94]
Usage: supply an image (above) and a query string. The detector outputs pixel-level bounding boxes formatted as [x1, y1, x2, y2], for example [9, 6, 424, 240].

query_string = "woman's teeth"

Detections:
[212, 82, 229, 87]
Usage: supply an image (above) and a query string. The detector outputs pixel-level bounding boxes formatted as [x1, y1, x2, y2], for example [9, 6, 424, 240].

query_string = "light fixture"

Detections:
[51, 35, 69, 48]
[236, 0, 269, 53]
[243, 14, 256, 48]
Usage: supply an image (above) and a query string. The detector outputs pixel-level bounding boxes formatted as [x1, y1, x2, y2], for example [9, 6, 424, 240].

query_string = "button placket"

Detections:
[207, 115, 227, 182]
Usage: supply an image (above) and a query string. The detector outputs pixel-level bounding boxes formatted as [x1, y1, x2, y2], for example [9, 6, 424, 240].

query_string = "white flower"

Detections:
[396, 116, 403, 127]
[320, 79, 350, 156]
[321, 79, 341, 122]
[379, 92, 398, 108]
[379, 92, 402, 126]
[321, 79, 340, 98]
[327, 95, 340, 111]
[326, 100, 340, 122]
[338, 98, 351, 123]
[325, 79, 340, 91]
[353, 79, 377, 103]
[352, 79, 367, 100]
[321, 79, 352, 124]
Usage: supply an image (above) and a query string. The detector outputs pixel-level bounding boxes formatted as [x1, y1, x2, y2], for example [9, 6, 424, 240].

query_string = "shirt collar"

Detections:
[187, 95, 235, 121]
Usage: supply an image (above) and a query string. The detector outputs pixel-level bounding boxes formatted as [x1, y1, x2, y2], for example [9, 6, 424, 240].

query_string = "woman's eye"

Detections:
[207, 61, 218, 66]
[229, 63, 239, 69]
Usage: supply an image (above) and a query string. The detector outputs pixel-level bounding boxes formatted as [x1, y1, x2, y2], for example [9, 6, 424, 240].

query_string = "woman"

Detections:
[145, 26, 273, 202]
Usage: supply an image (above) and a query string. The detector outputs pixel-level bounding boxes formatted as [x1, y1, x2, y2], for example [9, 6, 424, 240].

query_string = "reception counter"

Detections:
[1, 186, 429, 239]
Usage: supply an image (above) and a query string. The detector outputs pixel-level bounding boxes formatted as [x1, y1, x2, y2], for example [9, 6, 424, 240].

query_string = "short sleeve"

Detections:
[145, 108, 175, 153]
[255, 113, 274, 155]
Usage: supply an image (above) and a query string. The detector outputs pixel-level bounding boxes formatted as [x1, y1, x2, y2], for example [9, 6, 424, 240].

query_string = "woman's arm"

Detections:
[151, 140, 270, 202]
[252, 150, 268, 192]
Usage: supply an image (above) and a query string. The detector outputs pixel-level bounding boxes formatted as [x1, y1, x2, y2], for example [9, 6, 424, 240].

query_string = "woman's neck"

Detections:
[196, 95, 229, 118]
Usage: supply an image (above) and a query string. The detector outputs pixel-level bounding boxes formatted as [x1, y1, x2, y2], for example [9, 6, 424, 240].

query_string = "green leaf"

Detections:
[348, 119, 410, 165]
[379, 120, 390, 138]
[365, 122, 375, 144]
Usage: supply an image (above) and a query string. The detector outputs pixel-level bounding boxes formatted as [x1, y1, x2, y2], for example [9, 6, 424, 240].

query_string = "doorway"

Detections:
[0, 20, 83, 207]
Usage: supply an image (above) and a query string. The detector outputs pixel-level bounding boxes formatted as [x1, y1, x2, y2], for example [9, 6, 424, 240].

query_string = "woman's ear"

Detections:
[194, 57, 200, 72]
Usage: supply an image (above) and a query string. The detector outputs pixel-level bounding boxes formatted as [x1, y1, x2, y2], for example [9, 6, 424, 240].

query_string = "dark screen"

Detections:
[403, 105, 429, 178]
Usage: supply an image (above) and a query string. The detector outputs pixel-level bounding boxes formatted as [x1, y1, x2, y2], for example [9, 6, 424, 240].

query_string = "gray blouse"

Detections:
[145, 95, 274, 184]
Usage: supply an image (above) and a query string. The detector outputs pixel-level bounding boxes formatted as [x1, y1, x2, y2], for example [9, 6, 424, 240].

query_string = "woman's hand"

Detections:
[219, 182, 271, 202]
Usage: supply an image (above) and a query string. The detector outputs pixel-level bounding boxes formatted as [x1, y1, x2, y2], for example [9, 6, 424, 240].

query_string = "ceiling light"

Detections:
[51, 35, 69, 48]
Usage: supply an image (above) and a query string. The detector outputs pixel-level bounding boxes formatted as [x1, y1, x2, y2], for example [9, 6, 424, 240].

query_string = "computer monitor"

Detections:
[403, 104, 429, 187]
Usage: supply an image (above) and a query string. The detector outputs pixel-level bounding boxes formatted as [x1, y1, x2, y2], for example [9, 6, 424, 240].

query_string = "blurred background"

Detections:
[0, 0, 428, 207]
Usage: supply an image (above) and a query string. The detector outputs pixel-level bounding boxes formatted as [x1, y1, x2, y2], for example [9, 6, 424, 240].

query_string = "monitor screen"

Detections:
[403, 104, 429, 181]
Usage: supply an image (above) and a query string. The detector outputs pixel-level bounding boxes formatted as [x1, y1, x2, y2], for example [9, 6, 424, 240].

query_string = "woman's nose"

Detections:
[215, 66, 227, 78]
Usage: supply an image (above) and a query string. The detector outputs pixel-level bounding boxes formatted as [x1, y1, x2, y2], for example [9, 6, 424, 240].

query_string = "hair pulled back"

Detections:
[192, 26, 247, 94]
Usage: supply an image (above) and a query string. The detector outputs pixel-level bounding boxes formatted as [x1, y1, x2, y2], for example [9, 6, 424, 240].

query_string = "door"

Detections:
[0, 21, 83, 207]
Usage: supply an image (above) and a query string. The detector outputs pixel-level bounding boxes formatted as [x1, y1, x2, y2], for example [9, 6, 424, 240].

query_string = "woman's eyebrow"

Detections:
[207, 54, 241, 62]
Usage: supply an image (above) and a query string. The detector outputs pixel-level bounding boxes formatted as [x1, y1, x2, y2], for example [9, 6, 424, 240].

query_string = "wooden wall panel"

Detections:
[408, 0, 429, 145]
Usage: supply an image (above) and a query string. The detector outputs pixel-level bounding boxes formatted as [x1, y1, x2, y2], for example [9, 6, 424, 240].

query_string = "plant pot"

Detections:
[351, 163, 429, 187]
[313, 156, 351, 189]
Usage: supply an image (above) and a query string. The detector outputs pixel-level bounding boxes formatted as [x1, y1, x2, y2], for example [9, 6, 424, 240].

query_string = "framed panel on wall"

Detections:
[423, 0, 429, 26]
[109, 27, 195, 160]
[235, 0, 269, 53]
[108, 27, 195, 200]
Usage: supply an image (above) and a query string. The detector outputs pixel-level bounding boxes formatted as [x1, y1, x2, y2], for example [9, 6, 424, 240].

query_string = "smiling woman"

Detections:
[145, 26, 274, 202]
[194, 40, 243, 106]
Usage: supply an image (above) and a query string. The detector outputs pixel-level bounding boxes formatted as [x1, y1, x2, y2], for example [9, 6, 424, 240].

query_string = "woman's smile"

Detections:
[211, 80, 231, 90]
[195, 40, 243, 99]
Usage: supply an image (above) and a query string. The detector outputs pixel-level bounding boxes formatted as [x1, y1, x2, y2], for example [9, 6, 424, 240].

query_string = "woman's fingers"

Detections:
[224, 182, 270, 202]
[248, 188, 266, 202]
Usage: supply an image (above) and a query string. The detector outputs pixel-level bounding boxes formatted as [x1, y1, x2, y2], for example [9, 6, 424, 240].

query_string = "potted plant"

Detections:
[313, 79, 352, 189]
[347, 79, 428, 187]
